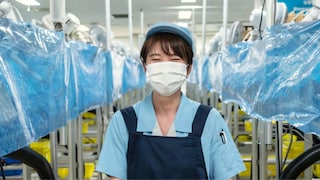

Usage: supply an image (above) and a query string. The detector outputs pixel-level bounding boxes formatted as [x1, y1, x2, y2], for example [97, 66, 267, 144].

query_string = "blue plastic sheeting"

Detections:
[208, 52, 223, 93]
[121, 56, 146, 94]
[0, 19, 145, 157]
[201, 56, 213, 92]
[66, 41, 113, 119]
[221, 20, 320, 135]
[0, 19, 66, 156]
[187, 58, 200, 85]
[110, 51, 125, 100]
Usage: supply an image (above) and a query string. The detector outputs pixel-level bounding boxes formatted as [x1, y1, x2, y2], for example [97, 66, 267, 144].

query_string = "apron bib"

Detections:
[121, 104, 211, 179]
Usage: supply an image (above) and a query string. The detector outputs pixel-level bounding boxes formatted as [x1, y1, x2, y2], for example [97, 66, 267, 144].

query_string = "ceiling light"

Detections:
[176, 22, 189, 28]
[181, 0, 197, 3]
[15, 0, 40, 6]
[178, 10, 192, 19]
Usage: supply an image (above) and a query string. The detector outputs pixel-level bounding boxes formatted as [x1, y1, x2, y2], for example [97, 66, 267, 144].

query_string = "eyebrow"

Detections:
[148, 53, 161, 57]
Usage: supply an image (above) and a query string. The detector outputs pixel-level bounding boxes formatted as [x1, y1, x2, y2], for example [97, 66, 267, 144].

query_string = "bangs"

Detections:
[140, 32, 193, 65]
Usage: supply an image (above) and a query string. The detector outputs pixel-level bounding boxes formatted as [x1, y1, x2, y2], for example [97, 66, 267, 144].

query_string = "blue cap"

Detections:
[145, 22, 193, 48]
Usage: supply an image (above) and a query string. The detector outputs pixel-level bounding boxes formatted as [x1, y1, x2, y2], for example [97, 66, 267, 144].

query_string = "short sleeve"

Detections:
[202, 108, 246, 180]
[95, 110, 129, 179]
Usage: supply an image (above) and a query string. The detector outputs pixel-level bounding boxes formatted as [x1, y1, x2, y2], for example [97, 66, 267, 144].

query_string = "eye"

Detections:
[150, 58, 161, 62]
[170, 56, 183, 62]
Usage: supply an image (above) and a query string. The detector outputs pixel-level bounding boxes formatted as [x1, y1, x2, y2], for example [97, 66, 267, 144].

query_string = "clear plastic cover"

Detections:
[0, 19, 66, 156]
[0, 19, 144, 156]
[221, 20, 320, 135]
[66, 41, 113, 119]
[121, 56, 146, 94]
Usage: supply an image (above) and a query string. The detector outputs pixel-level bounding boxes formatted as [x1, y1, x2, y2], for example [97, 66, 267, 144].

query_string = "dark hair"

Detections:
[140, 32, 193, 65]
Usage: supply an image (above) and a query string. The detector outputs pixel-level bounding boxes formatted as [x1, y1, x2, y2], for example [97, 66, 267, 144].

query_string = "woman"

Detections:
[96, 22, 245, 179]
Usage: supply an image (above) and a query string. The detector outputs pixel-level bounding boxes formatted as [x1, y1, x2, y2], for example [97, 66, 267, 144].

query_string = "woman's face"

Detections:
[145, 42, 186, 65]
[144, 42, 192, 75]
[140, 32, 193, 66]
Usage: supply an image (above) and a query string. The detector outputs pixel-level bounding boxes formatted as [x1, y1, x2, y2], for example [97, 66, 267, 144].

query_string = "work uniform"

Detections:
[122, 104, 210, 179]
[96, 93, 246, 179]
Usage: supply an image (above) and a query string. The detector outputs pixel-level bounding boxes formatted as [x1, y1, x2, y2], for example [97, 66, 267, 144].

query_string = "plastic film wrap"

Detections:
[121, 56, 146, 94]
[66, 41, 113, 119]
[0, 19, 66, 156]
[0, 19, 117, 157]
[221, 20, 320, 135]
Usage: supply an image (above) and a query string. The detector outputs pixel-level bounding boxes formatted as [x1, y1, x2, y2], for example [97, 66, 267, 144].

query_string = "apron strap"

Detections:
[120, 106, 138, 133]
[190, 104, 212, 137]
[121, 104, 211, 136]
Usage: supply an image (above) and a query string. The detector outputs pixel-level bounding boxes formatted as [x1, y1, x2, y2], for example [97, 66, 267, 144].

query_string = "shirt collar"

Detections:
[135, 92, 196, 133]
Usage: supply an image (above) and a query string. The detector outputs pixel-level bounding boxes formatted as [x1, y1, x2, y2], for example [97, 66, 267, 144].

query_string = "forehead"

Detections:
[147, 41, 174, 55]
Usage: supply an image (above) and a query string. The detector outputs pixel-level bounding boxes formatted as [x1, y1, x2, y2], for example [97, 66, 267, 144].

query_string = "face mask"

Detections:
[146, 61, 188, 96]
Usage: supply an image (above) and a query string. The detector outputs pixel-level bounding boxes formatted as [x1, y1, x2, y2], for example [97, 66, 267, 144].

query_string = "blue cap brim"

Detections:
[145, 22, 193, 48]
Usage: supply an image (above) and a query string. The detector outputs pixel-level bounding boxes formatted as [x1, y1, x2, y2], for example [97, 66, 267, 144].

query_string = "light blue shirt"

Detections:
[96, 93, 246, 179]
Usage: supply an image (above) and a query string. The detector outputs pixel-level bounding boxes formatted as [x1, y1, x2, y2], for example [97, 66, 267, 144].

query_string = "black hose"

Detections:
[280, 143, 320, 179]
[5, 146, 56, 180]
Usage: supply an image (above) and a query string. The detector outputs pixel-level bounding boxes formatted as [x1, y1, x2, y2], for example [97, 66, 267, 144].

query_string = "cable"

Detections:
[0, 158, 5, 180]
[281, 124, 293, 172]
[6, 146, 56, 180]
[259, 0, 266, 39]
[275, 121, 282, 177]
[280, 143, 320, 179]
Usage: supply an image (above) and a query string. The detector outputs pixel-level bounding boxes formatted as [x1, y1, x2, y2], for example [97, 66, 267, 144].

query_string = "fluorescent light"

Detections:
[178, 10, 192, 19]
[176, 22, 189, 28]
[16, 0, 40, 6]
[181, 0, 197, 3]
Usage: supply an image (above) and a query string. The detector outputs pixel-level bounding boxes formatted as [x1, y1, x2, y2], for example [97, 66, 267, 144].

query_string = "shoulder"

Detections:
[107, 109, 128, 133]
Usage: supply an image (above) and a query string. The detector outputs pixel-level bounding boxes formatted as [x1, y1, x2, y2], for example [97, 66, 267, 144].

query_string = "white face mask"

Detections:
[146, 61, 188, 96]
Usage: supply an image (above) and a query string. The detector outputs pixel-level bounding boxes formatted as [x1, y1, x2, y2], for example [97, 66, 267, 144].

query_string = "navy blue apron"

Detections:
[120, 104, 211, 179]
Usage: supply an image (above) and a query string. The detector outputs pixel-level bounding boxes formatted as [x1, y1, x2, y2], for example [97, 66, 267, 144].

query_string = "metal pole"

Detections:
[275, 121, 283, 179]
[233, 103, 239, 138]
[259, 121, 268, 179]
[138, 9, 145, 48]
[50, 0, 65, 31]
[266, 0, 275, 28]
[199, 0, 207, 104]
[304, 134, 313, 179]
[140, 9, 144, 35]
[67, 120, 77, 180]
[128, 0, 133, 55]
[49, 0, 66, 177]
[221, 0, 229, 120]
[201, 0, 207, 58]
[95, 2, 112, 180]
[77, 116, 84, 179]
[222, 0, 228, 48]
[192, 8, 196, 34]
[49, 131, 58, 178]
[105, 0, 111, 51]
[265, 1, 276, 179]
[251, 118, 258, 179]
